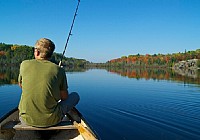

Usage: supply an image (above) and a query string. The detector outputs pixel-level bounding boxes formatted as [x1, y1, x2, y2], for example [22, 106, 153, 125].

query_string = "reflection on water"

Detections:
[0, 66, 19, 85]
[1, 66, 200, 86]
[173, 68, 199, 79]
[0, 66, 88, 86]
[63, 66, 89, 73]
[106, 67, 200, 86]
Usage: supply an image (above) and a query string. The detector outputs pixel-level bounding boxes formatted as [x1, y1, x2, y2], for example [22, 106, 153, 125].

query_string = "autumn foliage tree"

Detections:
[107, 49, 200, 68]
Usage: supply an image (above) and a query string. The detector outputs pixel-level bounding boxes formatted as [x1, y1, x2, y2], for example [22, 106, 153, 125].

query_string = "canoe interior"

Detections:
[0, 107, 99, 140]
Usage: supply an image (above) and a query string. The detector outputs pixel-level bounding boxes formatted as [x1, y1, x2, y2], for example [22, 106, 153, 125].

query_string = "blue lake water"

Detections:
[0, 69, 200, 140]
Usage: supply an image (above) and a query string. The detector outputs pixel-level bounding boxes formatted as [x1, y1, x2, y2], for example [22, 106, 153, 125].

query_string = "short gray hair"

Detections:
[35, 38, 55, 58]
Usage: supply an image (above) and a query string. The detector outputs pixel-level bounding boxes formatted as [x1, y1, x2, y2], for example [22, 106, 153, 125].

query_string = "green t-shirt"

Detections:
[18, 59, 68, 127]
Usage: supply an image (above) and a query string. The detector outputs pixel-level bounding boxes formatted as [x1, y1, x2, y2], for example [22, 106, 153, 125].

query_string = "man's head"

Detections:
[34, 38, 55, 59]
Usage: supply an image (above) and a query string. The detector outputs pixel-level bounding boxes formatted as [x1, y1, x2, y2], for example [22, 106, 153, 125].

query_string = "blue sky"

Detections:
[1, 0, 200, 62]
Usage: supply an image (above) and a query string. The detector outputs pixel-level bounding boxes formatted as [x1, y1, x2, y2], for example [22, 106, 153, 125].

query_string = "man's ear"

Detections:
[35, 50, 40, 56]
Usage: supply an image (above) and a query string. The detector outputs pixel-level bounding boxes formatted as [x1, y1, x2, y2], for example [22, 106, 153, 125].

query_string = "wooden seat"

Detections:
[2, 121, 77, 130]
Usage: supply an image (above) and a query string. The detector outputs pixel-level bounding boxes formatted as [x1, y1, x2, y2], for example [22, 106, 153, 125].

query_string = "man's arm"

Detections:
[60, 90, 68, 101]
[60, 68, 68, 100]
[18, 74, 22, 88]
[18, 82, 22, 88]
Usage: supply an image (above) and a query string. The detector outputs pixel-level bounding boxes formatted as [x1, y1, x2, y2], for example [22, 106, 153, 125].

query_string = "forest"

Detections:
[1, 42, 200, 69]
[0, 43, 88, 68]
[107, 49, 200, 68]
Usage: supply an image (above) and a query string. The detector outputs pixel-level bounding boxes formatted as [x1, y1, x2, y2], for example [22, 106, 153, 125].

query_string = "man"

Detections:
[18, 38, 80, 127]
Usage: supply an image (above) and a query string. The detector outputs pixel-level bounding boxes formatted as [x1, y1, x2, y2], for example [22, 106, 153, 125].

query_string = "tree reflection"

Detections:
[106, 67, 200, 85]
[1, 66, 200, 86]
[0, 66, 88, 86]
[0, 66, 19, 85]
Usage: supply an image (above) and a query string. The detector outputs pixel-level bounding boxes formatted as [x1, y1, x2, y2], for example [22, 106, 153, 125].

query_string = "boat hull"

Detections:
[0, 107, 98, 140]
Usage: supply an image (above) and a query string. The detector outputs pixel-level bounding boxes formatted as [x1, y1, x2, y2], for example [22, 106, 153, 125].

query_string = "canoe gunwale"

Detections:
[0, 107, 99, 139]
[0, 107, 18, 123]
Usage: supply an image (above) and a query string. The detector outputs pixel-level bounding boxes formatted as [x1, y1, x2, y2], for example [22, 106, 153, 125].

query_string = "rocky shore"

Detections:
[173, 59, 199, 78]
[173, 59, 199, 69]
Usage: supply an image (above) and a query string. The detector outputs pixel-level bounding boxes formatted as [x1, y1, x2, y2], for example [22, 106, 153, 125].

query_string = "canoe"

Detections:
[0, 107, 99, 140]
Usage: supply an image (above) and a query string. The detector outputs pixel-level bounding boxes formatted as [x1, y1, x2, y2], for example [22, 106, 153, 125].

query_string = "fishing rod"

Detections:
[59, 0, 80, 66]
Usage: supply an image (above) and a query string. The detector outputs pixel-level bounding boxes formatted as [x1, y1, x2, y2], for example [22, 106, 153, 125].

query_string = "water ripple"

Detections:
[105, 106, 200, 139]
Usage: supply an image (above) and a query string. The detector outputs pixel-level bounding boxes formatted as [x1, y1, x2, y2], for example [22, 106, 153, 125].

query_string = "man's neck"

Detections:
[35, 55, 49, 60]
